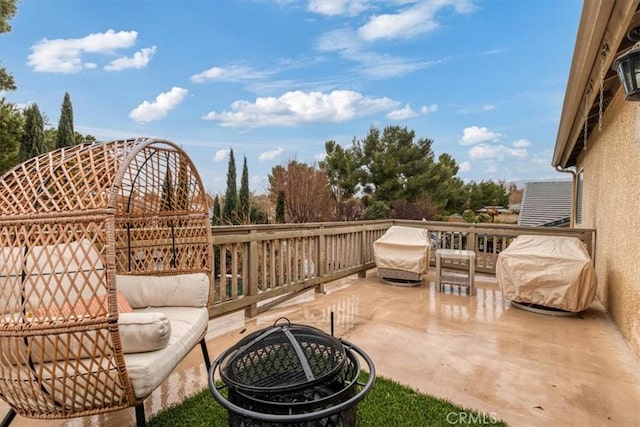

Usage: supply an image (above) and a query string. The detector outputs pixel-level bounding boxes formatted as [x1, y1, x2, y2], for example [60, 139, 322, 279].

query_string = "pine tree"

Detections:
[0, 0, 18, 92]
[212, 195, 221, 225]
[238, 156, 250, 223]
[276, 191, 285, 223]
[20, 104, 46, 162]
[56, 92, 74, 149]
[0, 99, 22, 174]
[223, 149, 237, 224]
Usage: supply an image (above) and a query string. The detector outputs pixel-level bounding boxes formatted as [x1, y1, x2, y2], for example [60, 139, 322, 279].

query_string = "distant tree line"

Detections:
[199, 130, 514, 226]
[262, 125, 512, 223]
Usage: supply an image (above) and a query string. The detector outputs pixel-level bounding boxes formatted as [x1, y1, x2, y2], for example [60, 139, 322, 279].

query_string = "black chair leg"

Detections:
[135, 403, 145, 427]
[200, 338, 211, 371]
[1, 409, 16, 427]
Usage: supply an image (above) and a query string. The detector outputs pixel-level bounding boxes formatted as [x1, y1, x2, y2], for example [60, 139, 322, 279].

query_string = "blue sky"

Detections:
[2, 0, 582, 195]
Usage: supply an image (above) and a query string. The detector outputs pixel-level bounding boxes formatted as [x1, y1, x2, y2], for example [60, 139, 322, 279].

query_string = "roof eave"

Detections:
[553, 0, 639, 168]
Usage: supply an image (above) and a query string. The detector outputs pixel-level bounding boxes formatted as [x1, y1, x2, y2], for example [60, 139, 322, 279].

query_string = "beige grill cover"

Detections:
[496, 235, 597, 312]
[373, 226, 430, 274]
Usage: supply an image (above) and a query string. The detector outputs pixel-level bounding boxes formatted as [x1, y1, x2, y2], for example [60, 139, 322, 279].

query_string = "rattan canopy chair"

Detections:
[0, 138, 213, 426]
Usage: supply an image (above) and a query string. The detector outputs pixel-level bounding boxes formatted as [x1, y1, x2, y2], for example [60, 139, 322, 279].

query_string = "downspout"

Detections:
[555, 166, 577, 228]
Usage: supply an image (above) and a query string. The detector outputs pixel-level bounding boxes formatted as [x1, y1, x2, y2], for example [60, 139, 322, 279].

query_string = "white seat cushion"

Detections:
[124, 306, 209, 399]
[5, 307, 209, 406]
[117, 273, 209, 308]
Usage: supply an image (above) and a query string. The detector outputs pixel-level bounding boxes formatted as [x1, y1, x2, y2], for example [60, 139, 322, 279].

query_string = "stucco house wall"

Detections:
[578, 89, 640, 355]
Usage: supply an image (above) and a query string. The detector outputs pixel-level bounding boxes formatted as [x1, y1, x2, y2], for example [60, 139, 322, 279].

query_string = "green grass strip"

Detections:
[148, 373, 507, 426]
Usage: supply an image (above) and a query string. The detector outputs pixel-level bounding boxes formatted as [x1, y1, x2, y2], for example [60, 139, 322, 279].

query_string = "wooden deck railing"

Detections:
[208, 220, 595, 319]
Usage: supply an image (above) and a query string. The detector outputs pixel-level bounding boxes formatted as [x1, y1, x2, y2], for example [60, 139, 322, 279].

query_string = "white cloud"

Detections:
[387, 104, 417, 120]
[469, 144, 501, 160]
[469, 144, 528, 161]
[456, 104, 497, 114]
[104, 45, 157, 71]
[508, 147, 528, 159]
[355, 51, 436, 79]
[129, 86, 188, 123]
[486, 164, 498, 174]
[259, 147, 285, 161]
[316, 28, 363, 53]
[531, 150, 551, 165]
[239, 174, 270, 194]
[313, 1, 475, 81]
[191, 65, 272, 83]
[460, 126, 502, 145]
[28, 29, 138, 73]
[420, 104, 438, 115]
[213, 148, 230, 162]
[358, 1, 474, 41]
[316, 26, 446, 80]
[307, 0, 369, 16]
[249, 175, 269, 193]
[512, 139, 531, 148]
[85, 62, 98, 69]
[315, 152, 327, 161]
[14, 101, 34, 111]
[203, 90, 399, 127]
[459, 161, 471, 172]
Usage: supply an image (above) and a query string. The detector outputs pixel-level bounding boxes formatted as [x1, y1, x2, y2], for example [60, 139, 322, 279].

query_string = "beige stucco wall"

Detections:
[578, 89, 640, 356]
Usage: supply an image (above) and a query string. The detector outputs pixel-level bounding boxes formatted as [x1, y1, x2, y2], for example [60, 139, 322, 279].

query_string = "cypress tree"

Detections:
[212, 195, 221, 225]
[276, 190, 285, 223]
[223, 149, 237, 224]
[238, 156, 250, 223]
[56, 92, 74, 149]
[20, 104, 46, 161]
[161, 169, 174, 211]
[177, 158, 189, 211]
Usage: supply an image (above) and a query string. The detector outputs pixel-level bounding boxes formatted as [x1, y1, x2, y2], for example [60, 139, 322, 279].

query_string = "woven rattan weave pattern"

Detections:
[0, 138, 212, 422]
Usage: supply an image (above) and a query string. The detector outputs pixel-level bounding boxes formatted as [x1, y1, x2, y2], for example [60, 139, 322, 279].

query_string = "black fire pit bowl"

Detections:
[208, 318, 375, 427]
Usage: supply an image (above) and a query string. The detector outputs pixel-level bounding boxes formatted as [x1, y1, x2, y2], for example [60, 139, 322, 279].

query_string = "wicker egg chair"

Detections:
[0, 138, 213, 426]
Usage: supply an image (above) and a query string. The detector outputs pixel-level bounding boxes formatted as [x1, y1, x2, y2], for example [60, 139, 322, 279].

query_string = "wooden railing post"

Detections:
[358, 225, 367, 278]
[316, 225, 326, 294]
[467, 225, 477, 253]
[246, 229, 259, 318]
[467, 225, 477, 272]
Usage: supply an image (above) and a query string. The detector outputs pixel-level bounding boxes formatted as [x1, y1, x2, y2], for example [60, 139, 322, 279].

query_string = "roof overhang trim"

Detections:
[553, 0, 640, 168]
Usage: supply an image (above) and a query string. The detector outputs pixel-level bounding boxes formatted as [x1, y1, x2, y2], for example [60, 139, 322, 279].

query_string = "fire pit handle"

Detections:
[273, 317, 291, 328]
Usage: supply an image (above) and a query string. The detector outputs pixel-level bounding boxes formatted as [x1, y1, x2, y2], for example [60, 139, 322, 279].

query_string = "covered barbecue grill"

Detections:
[209, 318, 375, 426]
[496, 235, 597, 313]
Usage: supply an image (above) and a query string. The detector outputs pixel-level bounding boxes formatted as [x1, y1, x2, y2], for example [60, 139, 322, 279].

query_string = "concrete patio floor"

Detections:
[3, 270, 640, 426]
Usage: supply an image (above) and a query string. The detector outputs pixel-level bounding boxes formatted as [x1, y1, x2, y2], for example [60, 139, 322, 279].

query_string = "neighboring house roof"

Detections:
[518, 181, 572, 227]
[553, 0, 640, 168]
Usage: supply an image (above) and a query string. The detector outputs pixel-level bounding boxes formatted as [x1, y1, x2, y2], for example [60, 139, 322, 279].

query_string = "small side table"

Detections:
[435, 249, 476, 296]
